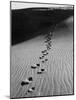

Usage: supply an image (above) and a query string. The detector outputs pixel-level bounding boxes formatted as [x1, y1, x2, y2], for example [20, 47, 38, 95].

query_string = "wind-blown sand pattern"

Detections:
[10, 16, 73, 98]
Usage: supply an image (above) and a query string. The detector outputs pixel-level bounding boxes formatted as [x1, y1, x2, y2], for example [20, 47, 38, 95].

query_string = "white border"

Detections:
[11, 2, 73, 9]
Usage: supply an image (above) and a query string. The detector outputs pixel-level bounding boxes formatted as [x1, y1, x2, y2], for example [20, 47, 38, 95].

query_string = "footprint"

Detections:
[21, 81, 29, 86]
[45, 59, 48, 61]
[39, 56, 44, 59]
[41, 50, 47, 53]
[21, 77, 33, 86]
[31, 87, 35, 90]
[42, 61, 45, 63]
[27, 87, 35, 93]
[31, 63, 40, 69]
[46, 46, 51, 50]
[37, 71, 43, 74]
[28, 77, 33, 81]
[41, 68, 45, 72]
[36, 64, 40, 66]
[43, 52, 48, 56]
[31, 66, 37, 69]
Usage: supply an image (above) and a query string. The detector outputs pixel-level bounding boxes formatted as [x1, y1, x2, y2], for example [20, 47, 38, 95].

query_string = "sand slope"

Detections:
[10, 22, 73, 98]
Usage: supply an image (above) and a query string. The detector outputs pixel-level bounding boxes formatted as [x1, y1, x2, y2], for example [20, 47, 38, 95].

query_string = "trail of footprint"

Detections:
[21, 32, 53, 96]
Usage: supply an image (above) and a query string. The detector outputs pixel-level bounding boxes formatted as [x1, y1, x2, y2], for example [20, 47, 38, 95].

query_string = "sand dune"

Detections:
[10, 23, 73, 98]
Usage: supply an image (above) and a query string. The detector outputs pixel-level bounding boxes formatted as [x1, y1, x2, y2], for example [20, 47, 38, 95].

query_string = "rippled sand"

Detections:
[10, 20, 73, 98]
